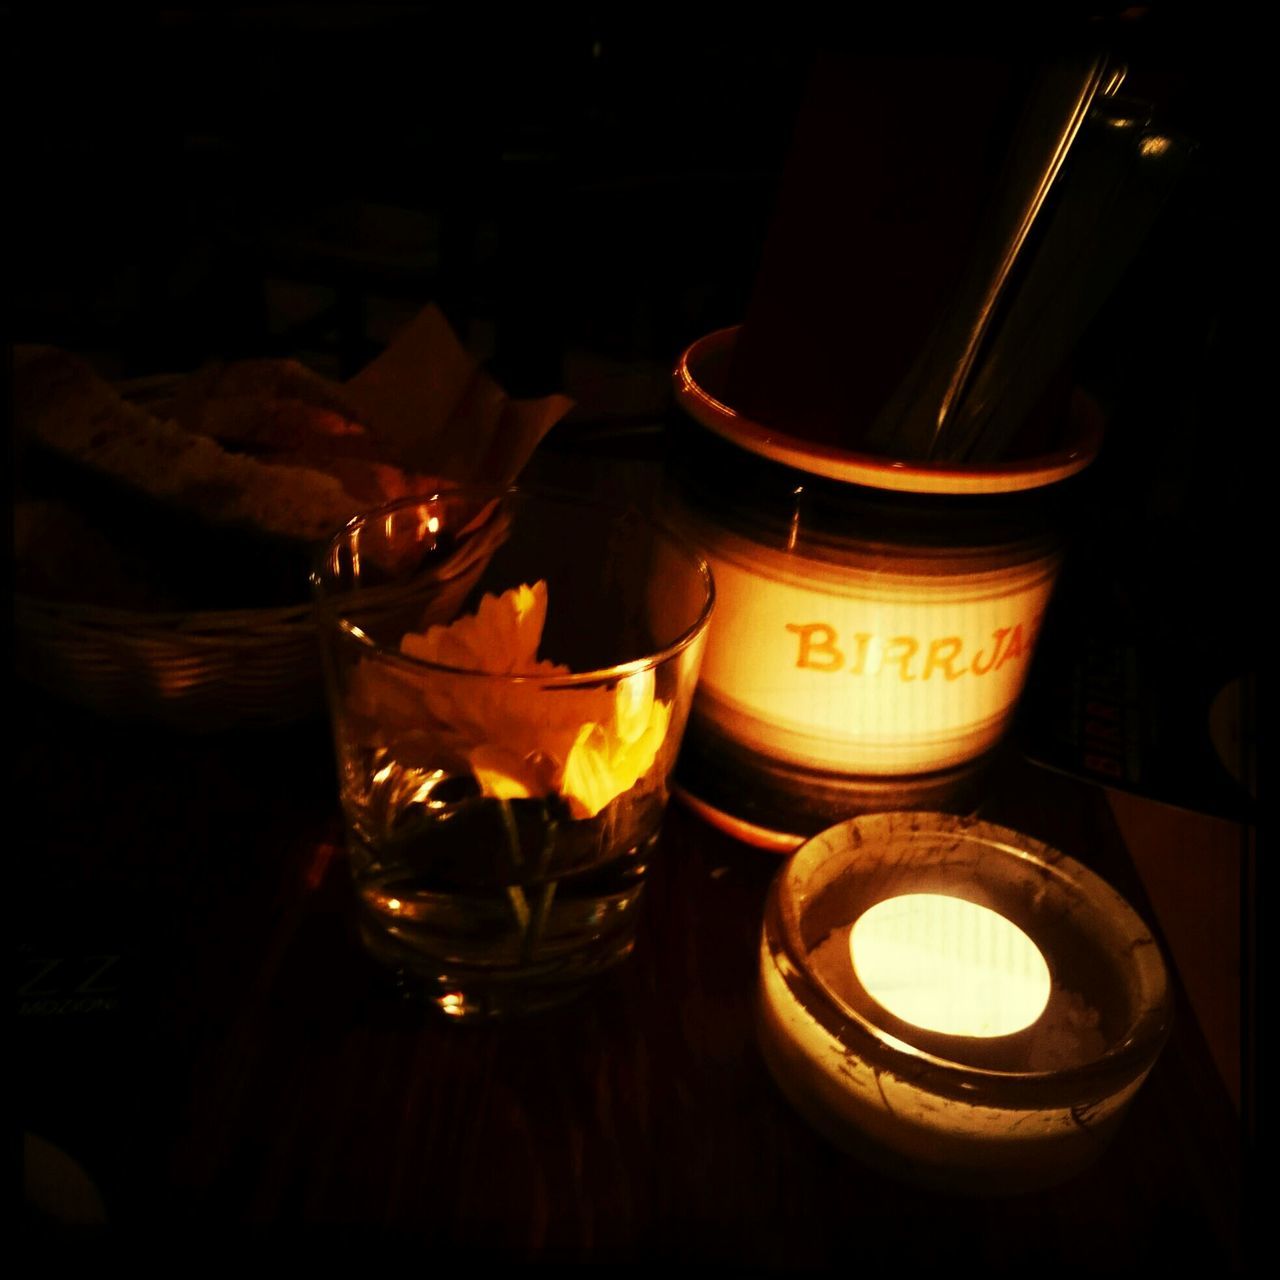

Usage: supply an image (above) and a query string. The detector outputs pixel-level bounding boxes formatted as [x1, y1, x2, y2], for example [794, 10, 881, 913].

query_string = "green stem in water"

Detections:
[521, 814, 561, 966]
[496, 798, 531, 938]
[506, 885, 532, 936]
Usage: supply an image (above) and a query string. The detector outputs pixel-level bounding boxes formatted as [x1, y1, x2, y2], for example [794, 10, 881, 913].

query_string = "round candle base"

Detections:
[757, 813, 1172, 1195]
[757, 993, 1128, 1196]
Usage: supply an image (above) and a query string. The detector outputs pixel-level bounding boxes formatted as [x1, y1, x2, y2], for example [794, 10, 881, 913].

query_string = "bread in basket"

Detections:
[13, 308, 573, 730]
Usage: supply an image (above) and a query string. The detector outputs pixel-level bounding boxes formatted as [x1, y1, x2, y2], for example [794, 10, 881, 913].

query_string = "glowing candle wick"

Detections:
[850, 893, 1051, 1038]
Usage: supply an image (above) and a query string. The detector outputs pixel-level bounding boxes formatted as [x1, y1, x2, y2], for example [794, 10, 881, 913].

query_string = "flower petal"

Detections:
[402, 581, 556, 673]
[613, 668, 655, 746]
[560, 698, 672, 819]
[560, 722, 617, 819]
[470, 745, 555, 800]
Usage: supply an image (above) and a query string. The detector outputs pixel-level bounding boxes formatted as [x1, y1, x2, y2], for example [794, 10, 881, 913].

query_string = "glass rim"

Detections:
[311, 484, 716, 684]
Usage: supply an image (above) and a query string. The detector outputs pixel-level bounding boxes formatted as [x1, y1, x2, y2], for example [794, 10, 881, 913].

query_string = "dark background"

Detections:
[8, 6, 1255, 1250]
[9, 9, 808, 393]
[8, 6, 1254, 802]
[6, 9, 1238, 390]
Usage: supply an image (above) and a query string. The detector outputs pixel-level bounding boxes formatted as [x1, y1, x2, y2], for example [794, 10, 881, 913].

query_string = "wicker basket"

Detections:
[14, 375, 516, 732]
[15, 374, 334, 730]
[14, 595, 326, 730]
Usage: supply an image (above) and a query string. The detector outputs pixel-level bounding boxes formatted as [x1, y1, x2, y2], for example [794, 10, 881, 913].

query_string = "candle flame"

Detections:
[850, 894, 1051, 1039]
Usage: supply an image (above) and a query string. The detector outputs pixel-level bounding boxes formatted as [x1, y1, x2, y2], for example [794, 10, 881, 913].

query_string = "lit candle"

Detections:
[758, 814, 1172, 1194]
[849, 893, 1051, 1039]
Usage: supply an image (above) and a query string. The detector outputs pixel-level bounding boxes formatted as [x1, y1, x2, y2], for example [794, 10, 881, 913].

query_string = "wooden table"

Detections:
[16, 673, 1244, 1264]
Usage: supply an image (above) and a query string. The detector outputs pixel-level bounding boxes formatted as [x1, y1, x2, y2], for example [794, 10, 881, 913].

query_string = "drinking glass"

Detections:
[312, 488, 713, 1018]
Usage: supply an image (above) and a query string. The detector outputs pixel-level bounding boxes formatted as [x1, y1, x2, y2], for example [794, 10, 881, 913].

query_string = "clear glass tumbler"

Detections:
[312, 488, 714, 1018]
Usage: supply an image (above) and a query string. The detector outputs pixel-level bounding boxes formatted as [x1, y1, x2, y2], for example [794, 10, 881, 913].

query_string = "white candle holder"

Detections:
[757, 813, 1173, 1194]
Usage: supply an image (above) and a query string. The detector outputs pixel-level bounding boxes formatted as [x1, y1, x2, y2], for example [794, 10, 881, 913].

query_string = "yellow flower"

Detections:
[348, 582, 670, 816]
[401, 581, 554, 673]
[469, 744, 558, 801]
[561, 674, 672, 818]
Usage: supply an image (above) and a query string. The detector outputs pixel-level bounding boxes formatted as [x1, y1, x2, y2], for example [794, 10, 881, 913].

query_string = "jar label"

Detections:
[693, 529, 1060, 775]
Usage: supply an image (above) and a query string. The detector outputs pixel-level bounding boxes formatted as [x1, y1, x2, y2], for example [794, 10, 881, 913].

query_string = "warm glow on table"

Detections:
[849, 893, 1051, 1038]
